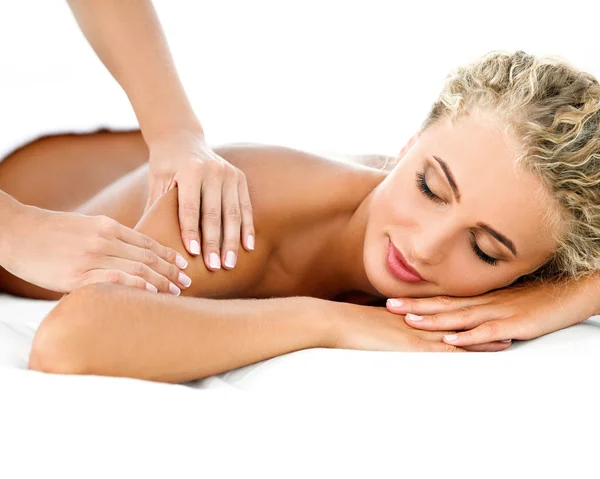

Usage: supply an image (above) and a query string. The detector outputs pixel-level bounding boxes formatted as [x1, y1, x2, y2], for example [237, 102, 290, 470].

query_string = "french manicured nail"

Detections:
[175, 254, 188, 269]
[387, 299, 403, 307]
[444, 335, 458, 342]
[190, 240, 200, 256]
[178, 272, 192, 288]
[224, 251, 236, 268]
[247, 235, 255, 251]
[169, 283, 181, 296]
[145, 283, 158, 293]
[406, 313, 422, 322]
[500, 339, 512, 343]
[209, 252, 221, 269]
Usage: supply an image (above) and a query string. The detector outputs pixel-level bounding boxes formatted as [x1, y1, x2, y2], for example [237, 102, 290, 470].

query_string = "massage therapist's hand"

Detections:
[3, 205, 191, 295]
[323, 301, 473, 352]
[144, 130, 256, 271]
[385, 275, 600, 348]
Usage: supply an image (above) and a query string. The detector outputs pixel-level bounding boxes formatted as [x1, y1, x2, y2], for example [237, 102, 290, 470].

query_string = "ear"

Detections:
[397, 130, 422, 160]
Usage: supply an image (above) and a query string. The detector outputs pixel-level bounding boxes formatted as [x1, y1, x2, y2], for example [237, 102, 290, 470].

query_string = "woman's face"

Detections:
[364, 109, 559, 298]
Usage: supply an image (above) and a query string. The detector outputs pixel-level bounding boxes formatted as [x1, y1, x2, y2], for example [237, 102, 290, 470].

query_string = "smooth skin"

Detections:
[0, 0, 256, 297]
[18, 112, 600, 380]
[66, 0, 256, 269]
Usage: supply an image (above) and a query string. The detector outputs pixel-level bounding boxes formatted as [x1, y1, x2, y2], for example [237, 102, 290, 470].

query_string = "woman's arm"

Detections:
[28, 283, 331, 383]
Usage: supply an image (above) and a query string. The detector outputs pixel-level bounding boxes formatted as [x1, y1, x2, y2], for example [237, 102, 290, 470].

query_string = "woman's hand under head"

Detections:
[385, 272, 600, 346]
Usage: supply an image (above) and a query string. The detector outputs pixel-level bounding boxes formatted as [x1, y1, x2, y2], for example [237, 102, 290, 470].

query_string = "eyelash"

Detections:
[415, 171, 499, 266]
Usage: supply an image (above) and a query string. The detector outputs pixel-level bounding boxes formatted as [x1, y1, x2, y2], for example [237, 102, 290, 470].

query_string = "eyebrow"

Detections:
[432, 155, 518, 257]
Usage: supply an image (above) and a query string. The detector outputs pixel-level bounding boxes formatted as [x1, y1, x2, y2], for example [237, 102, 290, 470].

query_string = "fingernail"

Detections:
[387, 298, 403, 307]
[145, 283, 158, 293]
[209, 252, 221, 269]
[169, 283, 181, 296]
[247, 235, 255, 251]
[190, 240, 200, 256]
[406, 313, 422, 322]
[224, 251, 236, 268]
[444, 335, 458, 342]
[178, 272, 192, 288]
[175, 254, 188, 269]
[500, 339, 512, 343]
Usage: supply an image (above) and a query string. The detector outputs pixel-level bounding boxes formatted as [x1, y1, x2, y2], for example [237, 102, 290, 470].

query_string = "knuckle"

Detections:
[182, 201, 200, 217]
[444, 343, 460, 352]
[133, 262, 147, 276]
[164, 248, 176, 263]
[86, 237, 108, 255]
[240, 200, 253, 213]
[98, 215, 118, 236]
[482, 321, 500, 338]
[108, 270, 124, 285]
[456, 307, 472, 318]
[203, 239, 220, 249]
[225, 205, 241, 220]
[143, 247, 158, 266]
[436, 295, 454, 308]
[202, 208, 221, 226]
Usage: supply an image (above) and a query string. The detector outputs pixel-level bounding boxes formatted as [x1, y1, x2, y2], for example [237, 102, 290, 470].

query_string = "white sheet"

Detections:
[3, 292, 600, 390]
[2, 293, 600, 478]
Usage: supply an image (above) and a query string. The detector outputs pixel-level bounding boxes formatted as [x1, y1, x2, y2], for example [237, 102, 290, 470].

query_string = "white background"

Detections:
[2, 2, 600, 477]
[2, 0, 600, 157]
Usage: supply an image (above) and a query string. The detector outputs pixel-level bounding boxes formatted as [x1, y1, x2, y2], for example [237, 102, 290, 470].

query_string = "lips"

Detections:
[385, 238, 424, 283]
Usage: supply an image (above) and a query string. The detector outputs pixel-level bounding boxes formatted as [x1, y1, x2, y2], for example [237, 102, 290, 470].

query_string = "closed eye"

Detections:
[415, 170, 499, 266]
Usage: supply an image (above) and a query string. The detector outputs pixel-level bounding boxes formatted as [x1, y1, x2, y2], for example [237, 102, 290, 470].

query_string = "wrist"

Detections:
[302, 296, 342, 349]
[138, 107, 204, 147]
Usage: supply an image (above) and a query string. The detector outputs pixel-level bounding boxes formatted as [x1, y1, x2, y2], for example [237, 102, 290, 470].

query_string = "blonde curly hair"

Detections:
[388, 50, 600, 283]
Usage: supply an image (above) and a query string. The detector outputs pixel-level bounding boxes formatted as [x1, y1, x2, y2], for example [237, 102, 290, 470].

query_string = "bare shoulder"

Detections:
[135, 142, 383, 300]
[210, 142, 384, 219]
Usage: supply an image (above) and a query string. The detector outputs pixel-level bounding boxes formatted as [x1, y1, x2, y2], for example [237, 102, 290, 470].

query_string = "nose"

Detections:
[410, 223, 451, 266]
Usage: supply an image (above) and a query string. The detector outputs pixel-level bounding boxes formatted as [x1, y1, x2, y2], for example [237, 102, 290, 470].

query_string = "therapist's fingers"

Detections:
[79, 268, 159, 293]
[114, 221, 188, 269]
[109, 240, 190, 290]
[237, 172, 256, 252]
[177, 165, 203, 257]
[200, 166, 224, 271]
[220, 174, 242, 269]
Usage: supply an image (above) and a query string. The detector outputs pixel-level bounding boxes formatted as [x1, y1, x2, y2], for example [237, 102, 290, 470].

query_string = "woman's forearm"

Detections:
[67, 0, 203, 141]
[29, 284, 332, 383]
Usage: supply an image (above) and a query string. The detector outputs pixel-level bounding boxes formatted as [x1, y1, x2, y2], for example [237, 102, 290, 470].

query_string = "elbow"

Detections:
[28, 283, 113, 375]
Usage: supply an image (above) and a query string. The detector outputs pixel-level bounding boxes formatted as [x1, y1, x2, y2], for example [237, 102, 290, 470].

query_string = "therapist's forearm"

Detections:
[29, 283, 332, 383]
[67, 0, 203, 142]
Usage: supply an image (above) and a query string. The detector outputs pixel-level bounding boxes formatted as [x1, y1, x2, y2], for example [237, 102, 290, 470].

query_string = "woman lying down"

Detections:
[8, 50, 600, 383]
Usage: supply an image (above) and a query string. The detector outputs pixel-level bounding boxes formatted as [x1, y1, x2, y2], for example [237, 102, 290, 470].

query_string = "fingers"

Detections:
[401, 304, 503, 333]
[101, 258, 185, 296]
[462, 341, 513, 352]
[237, 174, 256, 252]
[177, 167, 203, 257]
[386, 295, 490, 316]
[220, 175, 242, 270]
[79, 268, 160, 294]
[441, 320, 517, 347]
[115, 223, 189, 271]
[411, 337, 467, 352]
[108, 245, 191, 294]
[200, 166, 223, 271]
